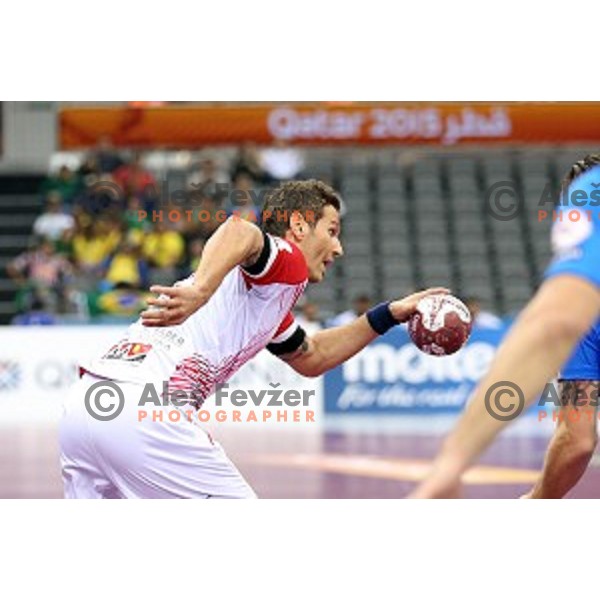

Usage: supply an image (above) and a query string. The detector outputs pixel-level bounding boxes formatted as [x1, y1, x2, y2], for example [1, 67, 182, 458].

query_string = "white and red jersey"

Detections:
[83, 233, 308, 402]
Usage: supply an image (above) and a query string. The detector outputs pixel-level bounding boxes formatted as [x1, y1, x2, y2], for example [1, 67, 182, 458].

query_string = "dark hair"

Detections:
[261, 179, 341, 237]
[561, 154, 600, 192]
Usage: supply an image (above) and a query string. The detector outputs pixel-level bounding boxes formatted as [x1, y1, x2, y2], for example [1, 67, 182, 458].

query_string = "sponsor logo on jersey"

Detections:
[102, 341, 153, 363]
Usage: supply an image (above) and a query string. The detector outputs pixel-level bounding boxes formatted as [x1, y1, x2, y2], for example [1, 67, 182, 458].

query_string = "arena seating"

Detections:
[0, 177, 45, 324]
[1, 148, 597, 324]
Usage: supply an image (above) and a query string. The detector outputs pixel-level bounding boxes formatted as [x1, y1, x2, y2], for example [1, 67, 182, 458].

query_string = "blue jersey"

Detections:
[545, 166, 600, 288]
[544, 165, 600, 380]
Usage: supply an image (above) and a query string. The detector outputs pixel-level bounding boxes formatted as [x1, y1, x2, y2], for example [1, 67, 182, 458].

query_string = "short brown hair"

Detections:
[261, 179, 341, 237]
[562, 154, 600, 192]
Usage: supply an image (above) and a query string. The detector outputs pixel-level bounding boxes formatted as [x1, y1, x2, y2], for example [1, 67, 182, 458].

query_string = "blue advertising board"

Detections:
[323, 323, 510, 414]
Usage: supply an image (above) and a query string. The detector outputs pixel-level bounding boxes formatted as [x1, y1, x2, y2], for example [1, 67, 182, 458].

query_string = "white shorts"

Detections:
[59, 374, 256, 499]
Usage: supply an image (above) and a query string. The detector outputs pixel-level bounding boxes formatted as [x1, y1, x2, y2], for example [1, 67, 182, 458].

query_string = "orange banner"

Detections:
[59, 102, 600, 149]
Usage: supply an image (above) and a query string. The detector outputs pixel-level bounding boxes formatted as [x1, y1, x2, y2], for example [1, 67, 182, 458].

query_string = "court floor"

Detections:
[2, 416, 599, 498]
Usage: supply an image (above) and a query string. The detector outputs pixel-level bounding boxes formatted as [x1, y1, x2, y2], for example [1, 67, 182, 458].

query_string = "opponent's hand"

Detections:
[140, 284, 210, 327]
[389, 287, 450, 323]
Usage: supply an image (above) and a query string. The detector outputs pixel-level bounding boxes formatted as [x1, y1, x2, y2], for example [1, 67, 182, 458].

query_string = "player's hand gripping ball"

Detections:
[408, 294, 472, 356]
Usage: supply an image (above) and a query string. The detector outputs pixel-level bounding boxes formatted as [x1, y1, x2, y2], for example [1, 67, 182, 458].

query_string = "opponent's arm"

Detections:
[411, 274, 600, 498]
[282, 288, 448, 377]
[141, 217, 263, 327]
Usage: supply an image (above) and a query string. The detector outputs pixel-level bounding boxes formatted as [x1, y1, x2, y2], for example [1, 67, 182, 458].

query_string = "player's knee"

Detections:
[562, 425, 598, 462]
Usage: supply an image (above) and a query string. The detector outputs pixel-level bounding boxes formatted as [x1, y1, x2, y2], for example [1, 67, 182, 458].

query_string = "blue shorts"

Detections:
[561, 319, 600, 381]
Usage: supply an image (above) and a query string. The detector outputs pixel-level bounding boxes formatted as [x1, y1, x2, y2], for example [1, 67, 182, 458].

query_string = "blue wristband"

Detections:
[366, 302, 399, 335]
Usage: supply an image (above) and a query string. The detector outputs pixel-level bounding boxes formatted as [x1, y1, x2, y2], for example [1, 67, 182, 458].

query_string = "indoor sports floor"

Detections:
[3, 415, 600, 499]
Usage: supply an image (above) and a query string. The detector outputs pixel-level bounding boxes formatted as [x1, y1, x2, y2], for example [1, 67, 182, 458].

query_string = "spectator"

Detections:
[260, 140, 305, 181]
[33, 192, 75, 243]
[182, 192, 223, 243]
[326, 294, 372, 328]
[228, 173, 261, 222]
[124, 196, 150, 243]
[186, 156, 230, 191]
[92, 135, 124, 174]
[54, 222, 75, 257]
[78, 156, 99, 179]
[231, 143, 267, 183]
[142, 221, 185, 284]
[154, 197, 189, 236]
[7, 238, 71, 288]
[94, 282, 152, 317]
[102, 240, 149, 290]
[464, 297, 503, 329]
[11, 294, 58, 325]
[75, 172, 125, 216]
[188, 239, 205, 272]
[295, 299, 323, 336]
[39, 165, 82, 205]
[7, 238, 72, 313]
[73, 219, 121, 276]
[99, 217, 123, 253]
[113, 154, 156, 200]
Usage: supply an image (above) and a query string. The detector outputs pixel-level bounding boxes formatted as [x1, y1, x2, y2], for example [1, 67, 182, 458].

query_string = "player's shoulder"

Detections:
[241, 232, 308, 286]
[545, 194, 600, 289]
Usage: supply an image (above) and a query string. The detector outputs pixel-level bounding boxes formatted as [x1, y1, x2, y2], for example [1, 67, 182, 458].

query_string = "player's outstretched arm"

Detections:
[141, 217, 263, 327]
[410, 274, 600, 499]
[281, 288, 449, 377]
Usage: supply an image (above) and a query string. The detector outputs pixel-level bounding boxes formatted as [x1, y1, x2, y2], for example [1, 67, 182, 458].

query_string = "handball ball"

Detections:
[408, 294, 472, 356]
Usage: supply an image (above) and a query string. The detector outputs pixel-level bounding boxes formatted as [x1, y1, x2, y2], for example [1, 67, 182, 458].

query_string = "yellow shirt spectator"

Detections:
[142, 229, 185, 268]
[105, 253, 143, 287]
[73, 232, 115, 269]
